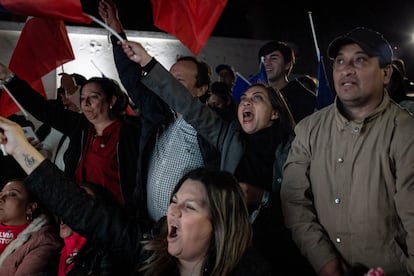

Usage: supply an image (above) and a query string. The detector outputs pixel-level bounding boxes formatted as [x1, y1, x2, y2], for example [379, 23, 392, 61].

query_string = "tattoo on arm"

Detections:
[23, 153, 37, 168]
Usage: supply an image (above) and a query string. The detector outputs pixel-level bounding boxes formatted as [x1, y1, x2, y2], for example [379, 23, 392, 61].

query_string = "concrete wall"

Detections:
[0, 20, 268, 128]
[0, 20, 266, 100]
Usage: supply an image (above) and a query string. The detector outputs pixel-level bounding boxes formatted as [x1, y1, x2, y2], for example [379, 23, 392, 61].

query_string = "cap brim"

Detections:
[327, 37, 355, 59]
[328, 36, 379, 60]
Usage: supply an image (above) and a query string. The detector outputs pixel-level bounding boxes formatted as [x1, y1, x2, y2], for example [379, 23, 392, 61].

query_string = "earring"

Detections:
[26, 212, 33, 222]
[109, 105, 113, 109]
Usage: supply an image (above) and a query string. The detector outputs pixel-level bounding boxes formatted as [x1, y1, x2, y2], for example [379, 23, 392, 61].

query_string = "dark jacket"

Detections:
[111, 33, 220, 226]
[140, 62, 316, 275]
[26, 161, 140, 275]
[26, 160, 272, 276]
[281, 79, 316, 123]
[5, 77, 142, 216]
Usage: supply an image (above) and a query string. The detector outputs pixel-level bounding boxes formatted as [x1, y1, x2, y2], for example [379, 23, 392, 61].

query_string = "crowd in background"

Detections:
[0, 0, 413, 275]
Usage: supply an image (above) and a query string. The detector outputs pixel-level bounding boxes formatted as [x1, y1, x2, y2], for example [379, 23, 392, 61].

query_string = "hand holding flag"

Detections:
[0, 0, 92, 117]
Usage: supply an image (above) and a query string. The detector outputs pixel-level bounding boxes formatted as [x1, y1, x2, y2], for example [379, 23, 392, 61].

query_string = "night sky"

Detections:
[1, 0, 414, 78]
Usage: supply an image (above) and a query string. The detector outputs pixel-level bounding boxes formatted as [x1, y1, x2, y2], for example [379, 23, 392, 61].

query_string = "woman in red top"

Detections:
[0, 179, 62, 275]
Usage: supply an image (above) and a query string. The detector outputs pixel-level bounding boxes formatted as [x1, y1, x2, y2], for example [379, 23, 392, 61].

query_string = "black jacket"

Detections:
[27, 161, 272, 276]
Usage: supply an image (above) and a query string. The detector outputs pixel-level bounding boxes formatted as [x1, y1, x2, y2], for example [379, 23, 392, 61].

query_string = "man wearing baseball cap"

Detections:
[281, 27, 414, 275]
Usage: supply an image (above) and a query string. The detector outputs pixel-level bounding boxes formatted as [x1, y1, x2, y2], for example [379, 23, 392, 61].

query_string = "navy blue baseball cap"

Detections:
[328, 27, 393, 66]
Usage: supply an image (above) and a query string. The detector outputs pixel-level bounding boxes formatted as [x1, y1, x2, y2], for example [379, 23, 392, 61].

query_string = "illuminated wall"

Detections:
[0, 20, 266, 126]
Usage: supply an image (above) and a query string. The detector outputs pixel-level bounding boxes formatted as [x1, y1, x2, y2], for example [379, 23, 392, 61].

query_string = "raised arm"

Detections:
[0, 116, 141, 267]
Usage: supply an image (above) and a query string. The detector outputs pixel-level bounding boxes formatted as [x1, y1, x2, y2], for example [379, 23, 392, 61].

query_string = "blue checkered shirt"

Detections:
[147, 117, 204, 221]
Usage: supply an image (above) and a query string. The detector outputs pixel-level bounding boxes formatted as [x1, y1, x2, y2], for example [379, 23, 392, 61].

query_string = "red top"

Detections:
[58, 232, 87, 276]
[75, 120, 123, 204]
[0, 223, 29, 254]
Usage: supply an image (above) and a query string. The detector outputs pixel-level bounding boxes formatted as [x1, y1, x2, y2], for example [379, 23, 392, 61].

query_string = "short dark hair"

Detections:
[176, 56, 211, 89]
[258, 41, 295, 75]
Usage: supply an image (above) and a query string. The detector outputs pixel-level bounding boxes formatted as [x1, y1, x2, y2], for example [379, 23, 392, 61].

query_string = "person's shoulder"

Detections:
[297, 104, 334, 126]
[285, 79, 316, 97]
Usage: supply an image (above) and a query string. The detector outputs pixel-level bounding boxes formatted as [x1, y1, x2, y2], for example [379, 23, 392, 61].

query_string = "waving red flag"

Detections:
[151, 0, 227, 55]
[0, 0, 92, 23]
[0, 0, 91, 117]
[0, 18, 75, 117]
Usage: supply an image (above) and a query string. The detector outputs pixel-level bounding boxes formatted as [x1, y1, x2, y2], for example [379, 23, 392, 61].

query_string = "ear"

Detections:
[26, 202, 37, 214]
[383, 64, 393, 86]
[110, 95, 117, 107]
[271, 110, 279, 121]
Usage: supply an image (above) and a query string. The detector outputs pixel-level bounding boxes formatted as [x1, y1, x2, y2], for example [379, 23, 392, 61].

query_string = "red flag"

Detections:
[0, 18, 75, 117]
[0, 0, 92, 24]
[151, 0, 227, 55]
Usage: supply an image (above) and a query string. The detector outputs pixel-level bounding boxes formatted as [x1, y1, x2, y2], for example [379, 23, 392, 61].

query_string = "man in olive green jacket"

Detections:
[281, 27, 414, 276]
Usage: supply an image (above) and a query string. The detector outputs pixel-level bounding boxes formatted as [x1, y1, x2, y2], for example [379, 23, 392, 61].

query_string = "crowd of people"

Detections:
[0, 0, 413, 275]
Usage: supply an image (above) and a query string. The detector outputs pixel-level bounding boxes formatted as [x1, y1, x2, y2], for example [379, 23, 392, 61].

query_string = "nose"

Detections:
[81, 97, 90, 106]
[241, 99, 251, 106]
[168, 204, 181, 217]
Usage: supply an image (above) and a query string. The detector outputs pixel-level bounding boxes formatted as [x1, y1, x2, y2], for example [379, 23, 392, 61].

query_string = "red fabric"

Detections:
[0, 0, 92, 24]
[151, 0, 228, 55]
[58, 232, 87, 276]
[0, 17, 75, 117]
[75, 121, 124, 205]
[0, 223, 28, 254]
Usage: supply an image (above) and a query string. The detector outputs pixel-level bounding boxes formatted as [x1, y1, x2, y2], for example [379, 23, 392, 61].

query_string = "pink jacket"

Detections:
[0, 215, 62, 276]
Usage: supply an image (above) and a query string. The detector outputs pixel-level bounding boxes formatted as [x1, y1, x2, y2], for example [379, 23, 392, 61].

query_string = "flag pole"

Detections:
[90, 59, 106, 77]
[308, 11, 320, 61]
[84, 13, 125, 42]
[235, 72, 251, 85]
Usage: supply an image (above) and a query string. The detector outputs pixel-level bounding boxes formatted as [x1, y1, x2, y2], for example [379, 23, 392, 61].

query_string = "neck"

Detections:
[179, 258, 205, 276]
[269, 76, 289, 90]
[340, 94, 383, 121]
[93, 119, 116, 136]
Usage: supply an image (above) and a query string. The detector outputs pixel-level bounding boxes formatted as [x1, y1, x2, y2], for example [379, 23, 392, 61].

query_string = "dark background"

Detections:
[114, 0, 414, 80]
[1, 0, 414, 80]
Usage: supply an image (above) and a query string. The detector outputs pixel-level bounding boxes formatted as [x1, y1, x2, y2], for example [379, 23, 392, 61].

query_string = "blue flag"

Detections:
[232, 59, 268, 103]
[232, 72, 251, 103]
[316, 55, 334, 109]
[249, 58, 268, 85]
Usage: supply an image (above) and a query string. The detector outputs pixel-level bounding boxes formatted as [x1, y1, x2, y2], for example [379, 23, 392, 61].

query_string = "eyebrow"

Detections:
[2, 188, 22, 194]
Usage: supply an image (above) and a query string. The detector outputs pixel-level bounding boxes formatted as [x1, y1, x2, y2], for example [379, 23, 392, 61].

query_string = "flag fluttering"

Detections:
[0, 0, 92, 117]
[151, 0, 228, 55]
[232, 73, 251, 103]
[249, 57, 268, 85]
[1, 18, 75, 117]
[0, 0, 92, 23]
[232, 59, 269, 103]
[316, 55, 334, 110]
